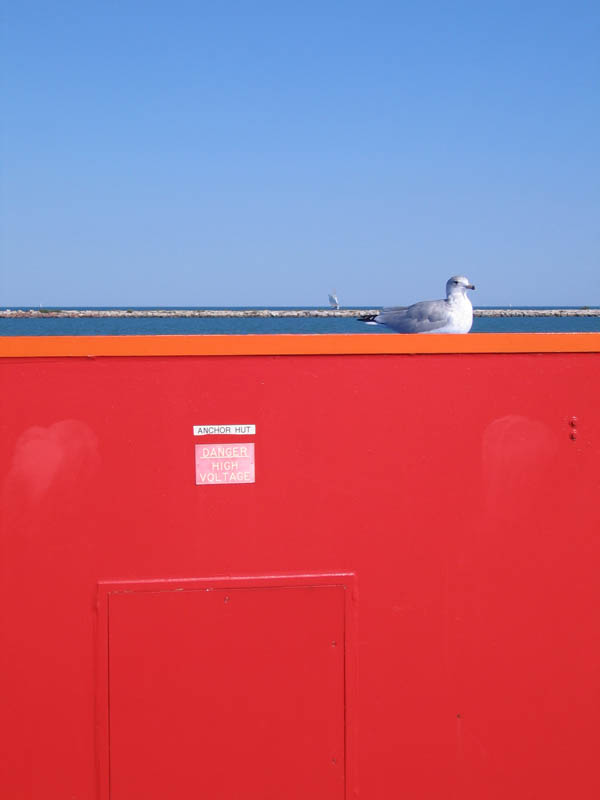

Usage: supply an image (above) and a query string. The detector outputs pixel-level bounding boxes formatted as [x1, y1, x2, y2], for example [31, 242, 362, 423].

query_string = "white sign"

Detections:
[193, 424, 256, 436]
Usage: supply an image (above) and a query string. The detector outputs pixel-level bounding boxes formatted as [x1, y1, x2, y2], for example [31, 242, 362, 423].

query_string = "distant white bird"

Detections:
[359, 276, 476, 333]
[328, 290, 340, 309]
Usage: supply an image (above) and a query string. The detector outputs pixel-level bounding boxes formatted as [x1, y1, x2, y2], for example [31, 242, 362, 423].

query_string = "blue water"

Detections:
[1, 309, 599, 336]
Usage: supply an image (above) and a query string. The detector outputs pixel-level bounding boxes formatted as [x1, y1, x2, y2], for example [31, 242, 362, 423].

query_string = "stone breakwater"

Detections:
[1, 308, 599, 318]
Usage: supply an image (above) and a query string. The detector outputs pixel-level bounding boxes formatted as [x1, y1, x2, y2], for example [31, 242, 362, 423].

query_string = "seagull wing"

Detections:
[376, 299, 450, 333]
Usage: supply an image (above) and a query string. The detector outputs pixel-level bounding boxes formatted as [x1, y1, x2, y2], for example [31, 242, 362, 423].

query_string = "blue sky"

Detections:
[1, 0, 598, 307]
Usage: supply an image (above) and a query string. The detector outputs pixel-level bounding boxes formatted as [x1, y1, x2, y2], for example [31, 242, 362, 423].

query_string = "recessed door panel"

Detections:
[108, 584, 346, 799]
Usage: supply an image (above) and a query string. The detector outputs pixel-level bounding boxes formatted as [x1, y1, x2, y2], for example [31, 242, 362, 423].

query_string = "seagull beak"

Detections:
[467, 284, 475, 290]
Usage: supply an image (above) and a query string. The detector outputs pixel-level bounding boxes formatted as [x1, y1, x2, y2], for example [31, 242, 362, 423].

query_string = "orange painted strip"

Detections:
[1, 333, 600, 358]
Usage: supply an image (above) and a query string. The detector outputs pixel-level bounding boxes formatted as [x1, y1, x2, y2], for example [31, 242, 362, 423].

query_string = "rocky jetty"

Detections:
[1, 307, 599, 318]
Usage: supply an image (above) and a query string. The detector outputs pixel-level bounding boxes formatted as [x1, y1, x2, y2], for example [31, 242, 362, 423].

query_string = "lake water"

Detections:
[1, 309, 600, 336]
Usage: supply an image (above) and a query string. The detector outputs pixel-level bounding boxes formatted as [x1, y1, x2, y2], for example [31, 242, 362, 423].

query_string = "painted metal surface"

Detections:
[1, 335, 599, 799]
[104, 581, 346, 800]
[2, 331, 600, 357]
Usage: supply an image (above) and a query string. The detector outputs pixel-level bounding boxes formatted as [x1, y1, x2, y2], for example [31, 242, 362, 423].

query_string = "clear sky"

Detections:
[1, 0, 599, 307]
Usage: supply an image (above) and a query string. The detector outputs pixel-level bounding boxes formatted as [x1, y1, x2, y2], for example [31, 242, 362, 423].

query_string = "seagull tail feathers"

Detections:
[358, 314, 378, 323]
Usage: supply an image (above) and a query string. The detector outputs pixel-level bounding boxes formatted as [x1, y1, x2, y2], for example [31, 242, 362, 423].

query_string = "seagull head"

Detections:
[446, 275, 475, 297]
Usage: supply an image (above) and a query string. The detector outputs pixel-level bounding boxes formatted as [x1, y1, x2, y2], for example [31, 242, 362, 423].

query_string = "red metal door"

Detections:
[105, 583, 346, 799]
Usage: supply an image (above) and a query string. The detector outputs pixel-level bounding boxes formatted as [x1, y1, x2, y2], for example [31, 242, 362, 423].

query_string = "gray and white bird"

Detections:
[359, 275, 476, 334]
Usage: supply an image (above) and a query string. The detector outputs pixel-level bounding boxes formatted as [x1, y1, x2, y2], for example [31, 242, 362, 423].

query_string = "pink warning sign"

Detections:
[195, 443, 255, 486]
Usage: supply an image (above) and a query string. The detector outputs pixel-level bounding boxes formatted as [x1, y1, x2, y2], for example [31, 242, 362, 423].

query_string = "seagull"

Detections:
[358, 276, 476, 333]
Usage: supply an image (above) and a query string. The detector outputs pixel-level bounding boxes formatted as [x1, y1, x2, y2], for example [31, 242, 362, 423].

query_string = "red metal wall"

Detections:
[1, 344, 599, 799]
